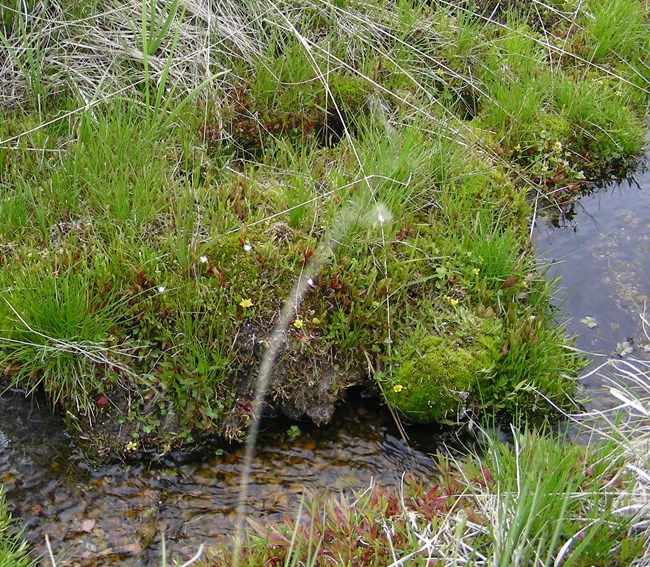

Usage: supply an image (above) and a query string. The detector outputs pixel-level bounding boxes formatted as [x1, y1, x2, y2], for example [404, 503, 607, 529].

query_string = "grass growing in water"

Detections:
[0, 489, 32, 567]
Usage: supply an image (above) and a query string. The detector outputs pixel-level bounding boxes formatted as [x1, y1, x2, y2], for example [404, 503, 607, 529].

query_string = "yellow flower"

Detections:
[472, 268, 480, 276]
[293, 318, 304, 329]
[393, 384, 404, 393]
[239, 298, 253, 309]
[125, 441, 138, 452]
[514, 143, 521, 152]
[311, 317, 321, 326]
[436, 67, 444, 76]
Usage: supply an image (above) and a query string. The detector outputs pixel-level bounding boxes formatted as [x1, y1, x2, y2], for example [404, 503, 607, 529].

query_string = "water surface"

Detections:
[535, 165, 650, 408]
[0, 391, 441, 565]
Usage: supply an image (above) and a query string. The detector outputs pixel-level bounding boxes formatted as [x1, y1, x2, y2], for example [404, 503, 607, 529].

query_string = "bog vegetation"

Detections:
[1, 0, 646, 458]
[0, 0, 649, 562]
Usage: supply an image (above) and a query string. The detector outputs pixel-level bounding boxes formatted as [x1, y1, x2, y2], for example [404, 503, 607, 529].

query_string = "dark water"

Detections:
[534, 164, 650, 409]
[2, 161, 650, 565]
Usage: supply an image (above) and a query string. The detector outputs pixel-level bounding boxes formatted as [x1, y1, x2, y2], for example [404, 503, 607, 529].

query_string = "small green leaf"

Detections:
[287, 425, 301, 439]
[580, 316, 598, 329]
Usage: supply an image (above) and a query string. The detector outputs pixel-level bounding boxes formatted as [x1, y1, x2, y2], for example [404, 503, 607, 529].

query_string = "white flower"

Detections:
[243, 243, 252, 252]
[157, 286, 166, 293]
[199, 256, 208, 264]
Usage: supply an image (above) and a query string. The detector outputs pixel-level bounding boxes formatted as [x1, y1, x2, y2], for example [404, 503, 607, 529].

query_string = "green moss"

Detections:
[383, 334, 484, 423]
[381, 307, 503, 424]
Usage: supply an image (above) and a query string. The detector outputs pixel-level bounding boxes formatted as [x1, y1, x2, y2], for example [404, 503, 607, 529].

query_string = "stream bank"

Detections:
[1, 161, 649, 564]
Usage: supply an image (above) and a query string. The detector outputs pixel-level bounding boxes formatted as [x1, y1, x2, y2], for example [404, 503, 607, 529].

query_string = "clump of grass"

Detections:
[0, 5, 649, 566]
[585, 0, 649, 63]
[0, 258, 132, 411]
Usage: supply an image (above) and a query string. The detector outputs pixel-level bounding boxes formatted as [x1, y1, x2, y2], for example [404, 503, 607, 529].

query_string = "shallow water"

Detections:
[534, 164, 650, 409]
[2, 161, 650, 565]
[0, 391, 443, 565]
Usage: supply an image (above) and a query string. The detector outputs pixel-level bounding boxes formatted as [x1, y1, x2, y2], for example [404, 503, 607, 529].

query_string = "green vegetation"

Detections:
[2, 2, 649, 562]
[0, 489, 32, 567]
[381, 309, 498, 423]
[0, 0, 648, 460]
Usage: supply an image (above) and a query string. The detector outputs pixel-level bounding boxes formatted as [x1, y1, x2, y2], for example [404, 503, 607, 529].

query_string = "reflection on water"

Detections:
[0, 391, 441, 565]
[534, 165, 650, 408]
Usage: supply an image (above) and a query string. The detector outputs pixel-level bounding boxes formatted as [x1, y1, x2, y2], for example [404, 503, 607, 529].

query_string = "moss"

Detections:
[0, 0, 647, 460]
[381, 304, 504, 424]
[383, 334, 485, 423]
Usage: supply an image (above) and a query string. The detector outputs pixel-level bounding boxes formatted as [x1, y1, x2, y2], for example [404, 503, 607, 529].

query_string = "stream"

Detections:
[1, 159, 649, 565]
[534, 162, 650, 410]
[0, 391, 443, 565]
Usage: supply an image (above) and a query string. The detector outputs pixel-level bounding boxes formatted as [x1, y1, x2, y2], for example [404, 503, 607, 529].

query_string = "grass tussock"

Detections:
[0, 0, 648, 459]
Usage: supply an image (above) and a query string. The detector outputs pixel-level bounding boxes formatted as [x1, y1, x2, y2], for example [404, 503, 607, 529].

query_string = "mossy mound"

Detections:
[382, 307, 501, 423]
[382, 335, 483, 423]
[0, 0, 647, 460]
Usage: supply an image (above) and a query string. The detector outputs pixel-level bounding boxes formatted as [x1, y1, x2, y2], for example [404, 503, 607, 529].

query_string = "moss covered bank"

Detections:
[0, 0, 648, 459]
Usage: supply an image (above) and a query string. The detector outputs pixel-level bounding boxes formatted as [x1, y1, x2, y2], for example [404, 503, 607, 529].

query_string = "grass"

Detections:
[0, 0, 639, 560]
[0, 0, 647, 461]
[0, 489, 32, 567]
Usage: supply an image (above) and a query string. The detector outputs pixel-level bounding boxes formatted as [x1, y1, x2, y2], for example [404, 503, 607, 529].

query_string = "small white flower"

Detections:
[243, 243, 252, 252]
[307, 278, 315, 287]
[199, 256, 208, 264]
[157, 286, 166, 293]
